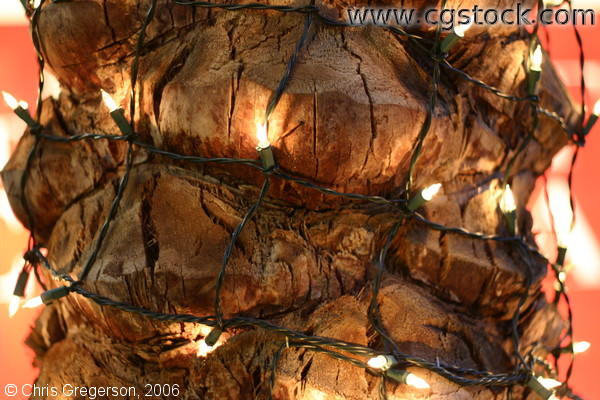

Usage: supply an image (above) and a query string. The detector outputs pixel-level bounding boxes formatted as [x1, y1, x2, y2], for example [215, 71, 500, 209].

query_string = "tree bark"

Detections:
[2, 0, 578, 399]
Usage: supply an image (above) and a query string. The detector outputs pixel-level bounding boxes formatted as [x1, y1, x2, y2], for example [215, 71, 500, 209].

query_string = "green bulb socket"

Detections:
[12, 269, 30, 297]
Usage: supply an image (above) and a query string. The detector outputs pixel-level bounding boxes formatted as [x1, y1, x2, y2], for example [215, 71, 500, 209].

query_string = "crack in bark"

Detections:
[102, 0, 118, 44]
[141, 177, 160, 284]
[340, 30, 374, 186]
[312, 85, 319, 178]
[152, 44, 193, 126]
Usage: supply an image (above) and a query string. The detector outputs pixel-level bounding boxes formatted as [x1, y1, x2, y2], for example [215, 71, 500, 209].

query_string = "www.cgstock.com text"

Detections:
[346, 5, 596, 28]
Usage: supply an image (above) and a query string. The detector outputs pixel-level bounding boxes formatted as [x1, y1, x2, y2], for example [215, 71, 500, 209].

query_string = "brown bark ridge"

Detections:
[2, 0, 578, 399]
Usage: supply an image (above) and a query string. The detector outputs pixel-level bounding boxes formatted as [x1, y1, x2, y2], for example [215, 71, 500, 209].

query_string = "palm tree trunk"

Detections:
[2, 0, 578, 398]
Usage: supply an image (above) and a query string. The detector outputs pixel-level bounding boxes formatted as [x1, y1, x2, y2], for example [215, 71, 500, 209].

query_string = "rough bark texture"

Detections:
[1, 0, 578, 399]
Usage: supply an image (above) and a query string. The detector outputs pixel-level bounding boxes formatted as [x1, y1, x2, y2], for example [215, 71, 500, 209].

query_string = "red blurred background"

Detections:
[0, 1, 598, 399]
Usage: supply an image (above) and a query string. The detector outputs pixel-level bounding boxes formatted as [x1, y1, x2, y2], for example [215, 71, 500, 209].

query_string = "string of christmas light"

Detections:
[2, 0, 593, 399]
[500, 185, 518, 236]
[528, 45, 544, 95]
[16, 246, 536, 386]
[440, 20, 473, 53]
[403, 1, 446, 194]
[1, 38, 568, 400]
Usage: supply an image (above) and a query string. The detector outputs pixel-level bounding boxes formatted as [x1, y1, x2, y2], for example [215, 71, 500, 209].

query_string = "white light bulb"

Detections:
[421, 183, 442, 201]
[22, 296, 43, 309]
[100, 89, 119, 112]
[537, 377, 562, 390]
[556, 227, 571, 249]
[453, 20, 473, 37]
[2, 91, 19, 110]
[573, 341, 591, 354]
[500, 185, 517, 213]
[198, 324, 213, 337]
[196, 330, 228, 357]
[405, 373, 430, 389]
[8, 295, 21, 318]
[593, 99, 600, 116]
[531, 45, 543, 72]
[197, 339, 214, 357]
[367, 355, 396, 371]
[256, 122, 269, 149]
[548, 395, 559, 400]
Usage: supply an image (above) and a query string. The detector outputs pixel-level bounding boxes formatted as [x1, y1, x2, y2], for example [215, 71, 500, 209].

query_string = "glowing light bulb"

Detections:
[367, 355, 387, 369]
[454, 20, 473, 37]
[530, 45, 543, 72]
[556, 226, 571, 249]
[32, 0, 42, 8]
[421, 183, 442, 201]
[405, 373, 430, 389]
[408, 183, 442, 211]
[22, 296, 43, 309]
[8, 295, 21, 318]
[367, 355, 396, 371]
[196, 329, 228, 357]
[198, 324, 213, 337]
[537, 377, 562, 390]
[197, 340, 214, 357]
[573, 341, 591, 354]
[500, 185, 517, 213]
[256, 122, 269, 149]
[548, 395, 559, 400]
[593, 99, 600, 116]
[2, 91, 19, 110]
[101, 89, 119, 112]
